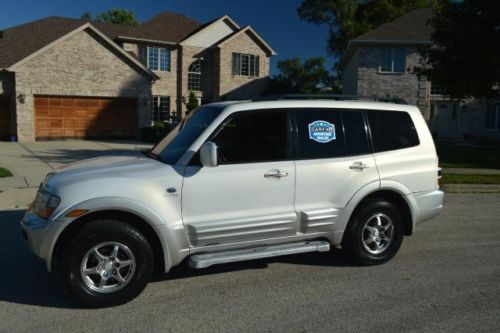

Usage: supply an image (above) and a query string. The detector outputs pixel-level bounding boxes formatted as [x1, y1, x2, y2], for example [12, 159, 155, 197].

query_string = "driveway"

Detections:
[0, 193, 499, 332]
[0, 140, 152, 189]
[0, 140, 152, 208]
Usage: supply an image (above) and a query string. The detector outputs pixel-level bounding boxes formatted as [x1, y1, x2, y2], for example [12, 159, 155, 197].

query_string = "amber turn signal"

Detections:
[66, 209, 89, 217]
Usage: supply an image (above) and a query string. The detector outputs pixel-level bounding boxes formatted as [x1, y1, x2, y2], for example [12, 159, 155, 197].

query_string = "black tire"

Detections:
[342, 198, 404, 266]
[61, 220, 154, 307]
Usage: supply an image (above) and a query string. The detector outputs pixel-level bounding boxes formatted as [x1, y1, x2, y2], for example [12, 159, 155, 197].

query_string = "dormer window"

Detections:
[139, 45, 170, 72]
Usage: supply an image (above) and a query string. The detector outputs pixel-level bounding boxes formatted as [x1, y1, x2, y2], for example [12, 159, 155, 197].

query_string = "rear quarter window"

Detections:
[367, 110, 420, 152]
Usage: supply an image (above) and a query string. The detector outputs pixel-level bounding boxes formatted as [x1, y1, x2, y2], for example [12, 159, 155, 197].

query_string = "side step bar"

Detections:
[188, 240, 330, 269]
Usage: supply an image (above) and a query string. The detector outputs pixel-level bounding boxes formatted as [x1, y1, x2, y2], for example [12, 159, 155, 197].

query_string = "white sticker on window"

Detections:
[308, 120, 336, 143]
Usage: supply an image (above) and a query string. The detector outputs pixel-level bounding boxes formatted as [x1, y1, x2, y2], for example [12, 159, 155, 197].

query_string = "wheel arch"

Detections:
[52, 210, 166, 275]
[344, 188, 415, 240]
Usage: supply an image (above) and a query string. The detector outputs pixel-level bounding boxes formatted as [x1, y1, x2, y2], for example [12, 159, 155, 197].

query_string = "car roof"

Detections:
[208, 99, 420, 114]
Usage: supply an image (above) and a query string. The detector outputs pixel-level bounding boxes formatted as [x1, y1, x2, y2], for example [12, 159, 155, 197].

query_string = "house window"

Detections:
[232, 53, 260, 77]
[379, 48, 406, 73]
[485, 103, 500, 130]
[151, 96, 173, 123]
[431, 84, 446, 97]
[139, 46, 170, 72]
[188, 60, 202, 91]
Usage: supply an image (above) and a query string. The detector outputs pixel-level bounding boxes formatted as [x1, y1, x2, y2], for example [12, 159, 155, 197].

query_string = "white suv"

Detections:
[21, 99, 444, 306]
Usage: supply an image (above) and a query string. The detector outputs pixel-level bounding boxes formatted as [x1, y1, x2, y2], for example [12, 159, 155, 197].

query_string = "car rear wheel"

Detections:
[342, 198, 404, 265]
[61, 220, 154, 307]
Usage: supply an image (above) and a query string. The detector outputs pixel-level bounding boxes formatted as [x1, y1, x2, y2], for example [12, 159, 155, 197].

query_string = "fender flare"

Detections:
[46, 197, 188, 273]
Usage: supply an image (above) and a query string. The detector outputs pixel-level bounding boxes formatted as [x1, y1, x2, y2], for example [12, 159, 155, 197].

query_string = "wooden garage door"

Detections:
[0, 95, 11, 139]
[34, 96, 137, 139]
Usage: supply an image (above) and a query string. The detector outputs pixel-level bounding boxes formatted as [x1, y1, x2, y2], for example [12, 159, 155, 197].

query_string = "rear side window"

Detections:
[367, 110, 419, 152]
[294, 108, 370, 159]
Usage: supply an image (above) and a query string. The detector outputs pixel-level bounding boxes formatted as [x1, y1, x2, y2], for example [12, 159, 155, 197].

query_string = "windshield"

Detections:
[150, 106, 224, 164]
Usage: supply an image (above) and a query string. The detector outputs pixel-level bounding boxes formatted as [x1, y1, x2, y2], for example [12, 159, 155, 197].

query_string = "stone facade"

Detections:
[342, 45, 499, 141]
[3, 17, 273, 142]
[355, 47, 430, 116]
[218, 31, 270, 100]
[13, 29, 152, 142]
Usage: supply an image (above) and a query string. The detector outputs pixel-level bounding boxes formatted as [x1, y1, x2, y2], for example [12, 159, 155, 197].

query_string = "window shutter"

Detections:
[232, 53, 240, 75]
[485, 104, 495, 129]
[255, 56, 260, 77]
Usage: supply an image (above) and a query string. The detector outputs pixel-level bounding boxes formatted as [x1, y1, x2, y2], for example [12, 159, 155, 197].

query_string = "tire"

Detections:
[61, 220, 154, 307]
[342, 198, 404, 266]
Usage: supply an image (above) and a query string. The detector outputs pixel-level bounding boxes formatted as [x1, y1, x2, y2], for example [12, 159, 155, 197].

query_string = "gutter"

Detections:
[117, 36, 178, 47]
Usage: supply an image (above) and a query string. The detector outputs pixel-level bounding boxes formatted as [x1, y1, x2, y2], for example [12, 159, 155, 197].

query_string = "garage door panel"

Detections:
[50, 119, 63, 128]
[63, 119, 75, 128]
[34, 97, 49, 107]
[49, 108, 63, 118]
[49, 98, 63, 108]
[36, 108, 50, 118]
[35, 96, 137, 139]
[37, 119, 50, 129]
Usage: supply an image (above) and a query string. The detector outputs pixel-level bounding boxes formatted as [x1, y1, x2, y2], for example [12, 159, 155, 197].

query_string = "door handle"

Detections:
[264, 169, 289, 179]
[349, 162, 369, 171]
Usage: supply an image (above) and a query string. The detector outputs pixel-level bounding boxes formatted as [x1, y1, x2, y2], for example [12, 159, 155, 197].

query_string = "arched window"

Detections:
[188, 60, 202, 91]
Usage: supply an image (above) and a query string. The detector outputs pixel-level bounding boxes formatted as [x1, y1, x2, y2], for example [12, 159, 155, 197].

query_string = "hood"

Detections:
[45, 154, 172, 189]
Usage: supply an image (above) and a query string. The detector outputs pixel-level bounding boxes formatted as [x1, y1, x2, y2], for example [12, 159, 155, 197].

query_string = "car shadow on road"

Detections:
[0, 210, 354, 309]
[0, 210, 77, 308]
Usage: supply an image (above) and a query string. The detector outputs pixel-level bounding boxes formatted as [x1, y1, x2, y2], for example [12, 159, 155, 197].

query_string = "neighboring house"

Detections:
[0, 13, 275, 142]
[340, 8, 499, 141]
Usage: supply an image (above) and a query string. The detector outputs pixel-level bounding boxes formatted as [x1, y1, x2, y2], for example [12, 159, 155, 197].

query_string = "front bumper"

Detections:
[20, 210, 63, 271]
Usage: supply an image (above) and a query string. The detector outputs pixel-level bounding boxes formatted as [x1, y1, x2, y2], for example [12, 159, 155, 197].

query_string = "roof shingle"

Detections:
[122, 12, 201, 43]
[353, 8, 434, 43]
[0, 12, 202, 69]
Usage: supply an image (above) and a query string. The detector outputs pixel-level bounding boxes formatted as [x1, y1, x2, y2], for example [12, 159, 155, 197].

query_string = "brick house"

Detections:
[340, 8, 500, 141]
[0, 13, 276, 142]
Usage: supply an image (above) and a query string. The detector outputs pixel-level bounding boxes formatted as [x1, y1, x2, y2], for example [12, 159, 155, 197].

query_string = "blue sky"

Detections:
[0, 0, 333, 75]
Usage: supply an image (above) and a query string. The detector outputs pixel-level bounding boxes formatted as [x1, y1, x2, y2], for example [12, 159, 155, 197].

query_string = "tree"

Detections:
[186, 91, 199, 114]
[80, 8, 138, 26]
[265, 57, 337, 95]
[298, 0, 434, 59]
[419, 0, 500, 100]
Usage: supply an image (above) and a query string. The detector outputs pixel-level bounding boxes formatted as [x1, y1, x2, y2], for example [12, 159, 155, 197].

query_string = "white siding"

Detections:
[182, 19, 236, 48]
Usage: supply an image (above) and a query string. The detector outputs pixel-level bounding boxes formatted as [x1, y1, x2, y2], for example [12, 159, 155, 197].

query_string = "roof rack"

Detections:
[255, 94, 408, 104]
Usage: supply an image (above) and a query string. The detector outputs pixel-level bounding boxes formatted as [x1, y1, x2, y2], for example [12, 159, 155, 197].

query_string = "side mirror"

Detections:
[200, 141, 218, 167]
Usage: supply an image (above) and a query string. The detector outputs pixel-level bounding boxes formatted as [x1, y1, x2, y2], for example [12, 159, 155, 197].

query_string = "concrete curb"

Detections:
[443, 184, 500, 193]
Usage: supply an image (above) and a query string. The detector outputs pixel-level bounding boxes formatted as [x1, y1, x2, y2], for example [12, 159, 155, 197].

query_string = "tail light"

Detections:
[437, 167, 443, 188]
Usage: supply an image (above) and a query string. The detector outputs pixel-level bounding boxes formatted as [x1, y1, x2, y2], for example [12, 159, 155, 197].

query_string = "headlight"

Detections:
[31, 189, 61, 219]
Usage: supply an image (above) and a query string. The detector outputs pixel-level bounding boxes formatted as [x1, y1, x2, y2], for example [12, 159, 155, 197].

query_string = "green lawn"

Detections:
[0, 167, 13, 177]
[443, 174, 500, 184]
[436, 144, 500, 169]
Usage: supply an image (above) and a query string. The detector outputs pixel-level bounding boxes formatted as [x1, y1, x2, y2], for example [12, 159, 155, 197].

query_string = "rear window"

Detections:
[367, 110, 419, 152]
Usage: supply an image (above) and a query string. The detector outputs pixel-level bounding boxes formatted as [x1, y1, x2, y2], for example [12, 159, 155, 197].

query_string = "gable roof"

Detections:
[120, 12, 201, 44]
[339, 8, 434, 68]
[180, 15, 240, 45]
[215, 26, 277, 56]
[0, 17, 158, 78]
[353, 8, 434, 43]
[0, 16, 134, 69]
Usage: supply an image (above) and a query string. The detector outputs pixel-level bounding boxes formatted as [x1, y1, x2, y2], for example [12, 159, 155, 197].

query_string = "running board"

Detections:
[188, 240, 330, 269]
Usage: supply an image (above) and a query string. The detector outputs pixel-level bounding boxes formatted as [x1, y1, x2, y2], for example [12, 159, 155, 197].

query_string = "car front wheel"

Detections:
[62, 220, 154, 307]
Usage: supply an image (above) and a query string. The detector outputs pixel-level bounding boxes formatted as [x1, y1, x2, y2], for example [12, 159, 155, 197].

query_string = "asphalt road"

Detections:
[0, 193, 499, 332]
